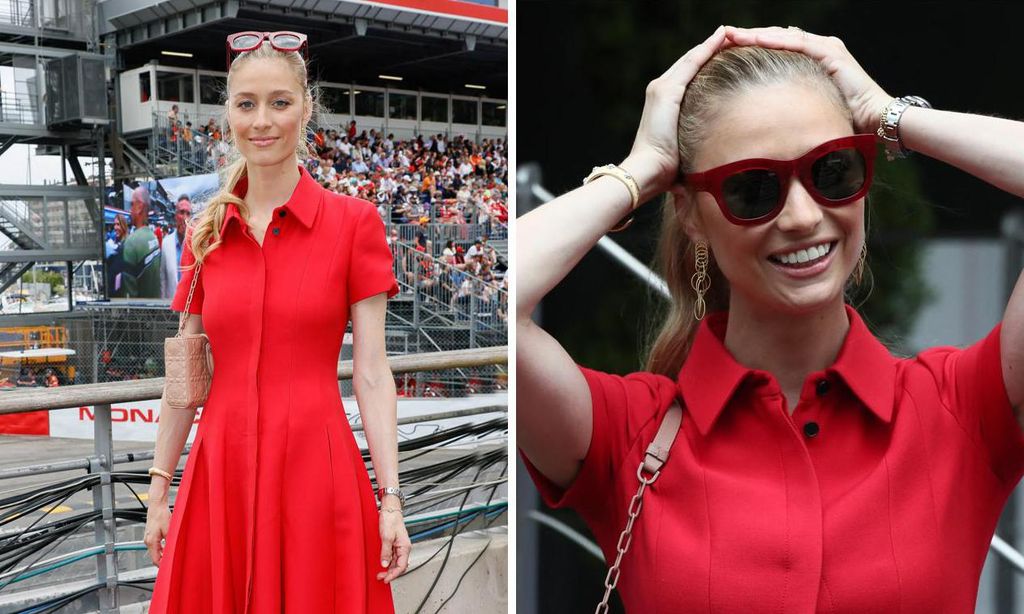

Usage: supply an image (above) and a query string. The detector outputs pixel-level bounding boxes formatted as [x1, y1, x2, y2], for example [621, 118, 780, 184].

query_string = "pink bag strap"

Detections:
[175, 260, 202, 337]
[595, 399, 683, 614]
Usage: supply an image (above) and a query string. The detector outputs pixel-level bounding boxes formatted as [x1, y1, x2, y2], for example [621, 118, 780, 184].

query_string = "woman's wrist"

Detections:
[147, 483, 169, 503]
[380, 493, 403, 509]
[619, 154, 666, 205]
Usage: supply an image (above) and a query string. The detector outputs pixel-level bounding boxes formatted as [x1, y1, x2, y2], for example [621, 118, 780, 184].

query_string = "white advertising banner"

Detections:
[48, 392, 507, 447]
[49, 400, 201, 443]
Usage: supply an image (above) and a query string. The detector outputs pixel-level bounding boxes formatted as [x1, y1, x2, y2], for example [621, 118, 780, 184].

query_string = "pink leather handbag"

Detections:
[163, 261, 213, 411]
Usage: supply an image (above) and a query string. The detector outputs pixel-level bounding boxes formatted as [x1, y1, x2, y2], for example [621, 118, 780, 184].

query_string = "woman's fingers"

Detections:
[724, 26, 839, 63]
[395, 541, 410, 575]
[381, 541, 411, 583]
[722, 25, 888, 133]
[661, 25, 728, 83]
[380, 532, 394, 569]
[144, 530, 163, 566]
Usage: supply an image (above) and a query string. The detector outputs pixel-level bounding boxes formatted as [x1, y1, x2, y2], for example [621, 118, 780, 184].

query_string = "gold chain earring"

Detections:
[853, 242, 867, 285]
[691, 240, 711, 321]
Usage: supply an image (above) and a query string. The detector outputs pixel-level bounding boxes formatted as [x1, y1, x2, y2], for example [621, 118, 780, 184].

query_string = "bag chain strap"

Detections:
[176, 260, 202, 337]
[595, 460, 661, 613]
[595, 401, 683, 614]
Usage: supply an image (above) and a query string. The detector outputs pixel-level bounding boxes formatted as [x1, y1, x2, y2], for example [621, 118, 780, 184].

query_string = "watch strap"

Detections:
[377, 486, 405, 507]
[877, 95, 932, 161]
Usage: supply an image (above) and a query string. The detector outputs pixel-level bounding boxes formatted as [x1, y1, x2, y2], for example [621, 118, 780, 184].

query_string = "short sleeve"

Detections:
[169, 227, 204, 315]
[520, 365, 677, 520]
[919, 322, 1024, 486]
[347, 201, 399, 305]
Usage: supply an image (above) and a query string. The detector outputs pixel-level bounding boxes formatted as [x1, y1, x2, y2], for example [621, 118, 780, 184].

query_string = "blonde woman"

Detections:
[518, 26, 1024, 611]
[145, 31, 408, 613]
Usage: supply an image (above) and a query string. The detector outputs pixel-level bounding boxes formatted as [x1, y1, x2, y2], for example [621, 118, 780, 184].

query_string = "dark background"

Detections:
[517, 1, 1024, 612]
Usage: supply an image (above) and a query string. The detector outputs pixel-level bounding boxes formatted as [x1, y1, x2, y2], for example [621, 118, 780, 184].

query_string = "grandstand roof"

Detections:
[98, 0, 507, 97]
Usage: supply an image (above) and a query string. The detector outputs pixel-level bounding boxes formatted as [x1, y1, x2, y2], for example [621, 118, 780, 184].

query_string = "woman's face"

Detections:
[686, 82, 864, 317]
[226, 55, 308, 170]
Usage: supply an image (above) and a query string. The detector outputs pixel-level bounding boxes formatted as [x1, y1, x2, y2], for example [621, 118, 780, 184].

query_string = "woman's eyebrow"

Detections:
[232, 89, 296, 98]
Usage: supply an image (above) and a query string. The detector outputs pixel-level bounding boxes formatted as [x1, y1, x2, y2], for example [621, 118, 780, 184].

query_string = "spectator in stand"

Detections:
[351, 155, 369, 174]
[17, 368, 36, 387]
[347, 120, 357, 140]
[465, 239, 484, 262]
[442, 240, 457, 261]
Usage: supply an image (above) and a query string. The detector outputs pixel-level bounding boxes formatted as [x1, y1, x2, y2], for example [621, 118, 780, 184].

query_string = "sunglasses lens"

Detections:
[232, 34, 261, 49]
[722, 169, 781, 220]
[272, 33, 302, 49]
[811, 148, 866, 200]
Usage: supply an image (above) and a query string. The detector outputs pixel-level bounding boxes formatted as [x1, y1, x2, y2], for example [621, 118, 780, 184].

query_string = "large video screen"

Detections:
[105, 173, 219, 299]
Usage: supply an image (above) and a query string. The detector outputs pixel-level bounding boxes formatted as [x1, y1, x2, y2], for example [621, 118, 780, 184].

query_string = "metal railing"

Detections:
[389, 221, 508, 245]
[391, 240, 506, 332]
[0, 346, 507, 613]
[0, 90, 40, 126]
[149, 111, 220, 177]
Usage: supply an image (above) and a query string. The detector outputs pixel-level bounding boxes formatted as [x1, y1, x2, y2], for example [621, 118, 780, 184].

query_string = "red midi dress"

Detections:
[149, 165, 399, 613]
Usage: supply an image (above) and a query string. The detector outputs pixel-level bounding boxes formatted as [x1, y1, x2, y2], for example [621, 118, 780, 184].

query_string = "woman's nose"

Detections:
[253, 104, 272, 128]
[775, 176, 823, 233]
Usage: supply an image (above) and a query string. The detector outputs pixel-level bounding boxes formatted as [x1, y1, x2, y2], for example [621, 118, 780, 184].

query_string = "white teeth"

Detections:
[774, 242, 832, 265]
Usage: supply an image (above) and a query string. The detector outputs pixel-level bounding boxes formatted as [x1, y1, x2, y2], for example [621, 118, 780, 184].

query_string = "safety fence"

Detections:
[0, 346, 507, 613]
[0, 291, 507, 395]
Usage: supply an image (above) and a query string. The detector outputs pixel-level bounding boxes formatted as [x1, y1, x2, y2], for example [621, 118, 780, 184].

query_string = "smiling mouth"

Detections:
[767, 241, 838, 269]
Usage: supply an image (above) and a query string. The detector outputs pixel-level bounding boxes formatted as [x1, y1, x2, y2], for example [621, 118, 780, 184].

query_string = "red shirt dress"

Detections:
[150, 165, 399, 613]
[524, 304, 1024, 613]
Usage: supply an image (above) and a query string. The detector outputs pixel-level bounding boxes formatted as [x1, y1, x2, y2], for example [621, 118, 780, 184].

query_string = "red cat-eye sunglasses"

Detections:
[683, 134, 879, 226]
[225, 31, 309, 69]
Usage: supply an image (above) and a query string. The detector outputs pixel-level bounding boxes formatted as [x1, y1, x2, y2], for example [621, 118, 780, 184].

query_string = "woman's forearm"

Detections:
[899, 106, 1024, 198]
[148, 398, 197, 503]
[516, 156, 658, 320]
[354, 368, 400, 494]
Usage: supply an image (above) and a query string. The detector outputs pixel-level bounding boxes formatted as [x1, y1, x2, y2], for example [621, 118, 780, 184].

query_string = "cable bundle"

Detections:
[0, 415, 508, 613]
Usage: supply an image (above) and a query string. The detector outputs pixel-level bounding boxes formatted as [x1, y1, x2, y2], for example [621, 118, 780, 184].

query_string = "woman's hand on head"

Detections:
[622, 25, 729, 202]
[723, 26, 893, 134]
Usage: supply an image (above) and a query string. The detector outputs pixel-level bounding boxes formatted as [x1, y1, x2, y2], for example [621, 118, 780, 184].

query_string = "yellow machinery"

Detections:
[0, 327, 75, 386]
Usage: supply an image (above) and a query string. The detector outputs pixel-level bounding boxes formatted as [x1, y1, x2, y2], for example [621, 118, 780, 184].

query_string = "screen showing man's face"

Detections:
[175, 200, 192, 233]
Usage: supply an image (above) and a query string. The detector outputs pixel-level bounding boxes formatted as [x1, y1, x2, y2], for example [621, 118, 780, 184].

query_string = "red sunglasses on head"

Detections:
[225, 31, 308, 69]
[684, 134, 879, 226]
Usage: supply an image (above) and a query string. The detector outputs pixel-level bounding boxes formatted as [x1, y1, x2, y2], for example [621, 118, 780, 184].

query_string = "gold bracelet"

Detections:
[380, 507, 403, 514]
[583, 164, 641, 211]
[148, 467, 173, 481]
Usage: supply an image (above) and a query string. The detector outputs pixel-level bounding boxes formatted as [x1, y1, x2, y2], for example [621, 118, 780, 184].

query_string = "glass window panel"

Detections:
[320, 86, 351, 114]
[199, 75, 224, 105]
[482, 101, 506, 127]
[452, 99, 477, 124]
[388, 93, 416, 120]
[421, 96, 448, 123]
[156, 72, 193, 103]
[139, 73, 151, 103]
[354, 91, 384, 117]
